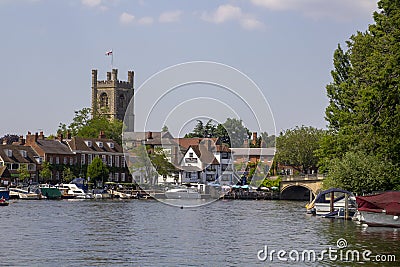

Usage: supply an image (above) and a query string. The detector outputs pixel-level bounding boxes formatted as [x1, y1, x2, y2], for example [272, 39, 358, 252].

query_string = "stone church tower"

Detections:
[91, 69, 134, 129]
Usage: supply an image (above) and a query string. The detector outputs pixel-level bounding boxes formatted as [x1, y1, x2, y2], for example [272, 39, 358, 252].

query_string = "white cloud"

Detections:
[138, 16, 154, 25]
[202, 4, 264, 30]
[250, 0, 377, 21]
[82, 0, 101, 7]
[240, 17, 264, 30]
[202, 4, 242, 24]
[119, 12, 135, 24]
[159, 10, 182, 23]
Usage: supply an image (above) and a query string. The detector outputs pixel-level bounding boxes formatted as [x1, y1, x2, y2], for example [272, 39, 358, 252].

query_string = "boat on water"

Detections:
[0, 187, 10, 201]
[0, 196, 9, 206]
[56, 183, 92, 199]
[164, 187, 201, 199]
[356, 191, 400, 228]
[9, 187, 43, 200]
[306, 188, 357, 219]
[38, 184, 62, 199]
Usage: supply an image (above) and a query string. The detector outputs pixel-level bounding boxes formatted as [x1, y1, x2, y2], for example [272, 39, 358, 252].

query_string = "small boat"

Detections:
[9, 188, 43, 200]
[165, 187, 201, 199]
[0, 197, 9, 206]
[306, 188, 357, 219]
[356, 191, 400, 228]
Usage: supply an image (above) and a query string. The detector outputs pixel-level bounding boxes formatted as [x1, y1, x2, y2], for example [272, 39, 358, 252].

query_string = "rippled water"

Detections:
[1, 199, 399, 266]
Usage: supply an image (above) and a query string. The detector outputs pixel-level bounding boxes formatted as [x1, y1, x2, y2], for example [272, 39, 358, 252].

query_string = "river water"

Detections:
[1, 199, 399, 266]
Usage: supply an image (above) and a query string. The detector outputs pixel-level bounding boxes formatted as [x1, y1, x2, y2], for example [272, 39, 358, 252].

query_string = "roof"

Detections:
[176, 137, 219, 150]
[0, 166, 11, 178]
[123, 131, 178, 146]
[35, 140, 74, 155]
[0, 144, 39, 164]
[188, 145, 219, 165]
[230, 147, 276, 156]
[67, 137, 123, 153]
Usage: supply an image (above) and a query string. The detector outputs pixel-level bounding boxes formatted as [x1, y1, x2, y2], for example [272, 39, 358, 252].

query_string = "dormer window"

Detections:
[4, 149, 12, 157]
[20, 150, 27, 158]
[107, 142, 114, 149]
[85, 141, 92, 147]
[96, 141, 103, 148]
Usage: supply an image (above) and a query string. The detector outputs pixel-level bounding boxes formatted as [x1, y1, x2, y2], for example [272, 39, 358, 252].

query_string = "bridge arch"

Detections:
[280, 184, 313, 200]
[279, 176, 323, 200]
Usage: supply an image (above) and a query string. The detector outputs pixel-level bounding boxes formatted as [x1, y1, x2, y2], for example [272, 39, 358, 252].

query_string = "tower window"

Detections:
[119, 94, 125, 108]
[100, 93, 109, 108]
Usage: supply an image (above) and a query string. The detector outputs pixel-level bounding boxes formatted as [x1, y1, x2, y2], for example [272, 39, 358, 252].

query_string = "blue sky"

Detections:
[0, 0, 377, 137]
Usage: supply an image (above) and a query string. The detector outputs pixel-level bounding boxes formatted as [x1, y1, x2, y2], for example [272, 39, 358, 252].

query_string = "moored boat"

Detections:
[356, 191, 400, 228]
[38, 184, 62, 199]
[0, 187, 10, 201]
[306, 188, 357, 219]
[56, 183, 91, 199]
[9, 187, 43, 200]
[165, 187, 201, 199]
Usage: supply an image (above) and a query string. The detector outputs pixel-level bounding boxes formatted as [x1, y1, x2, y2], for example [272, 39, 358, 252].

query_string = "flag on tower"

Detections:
[105, 50, 113, 56]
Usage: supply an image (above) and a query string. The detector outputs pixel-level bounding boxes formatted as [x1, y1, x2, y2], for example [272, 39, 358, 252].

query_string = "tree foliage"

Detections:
[320, 0, 400, 192]
[184, 118, 251, 147]
[40, 161, 52, 182]
[62, 167, 74, 183]
[0, 134, 19, 145]
[323, 151, 400, 195]
[18, 164, 30, 183]
[58, 108, 123, 144]
[87, 157, 109, 187]
[276, 126, 324, 174]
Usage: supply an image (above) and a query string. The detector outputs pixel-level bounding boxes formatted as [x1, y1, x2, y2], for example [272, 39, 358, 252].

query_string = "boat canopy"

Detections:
[356, 191, 400, 216]
[314, 188, 354, 204]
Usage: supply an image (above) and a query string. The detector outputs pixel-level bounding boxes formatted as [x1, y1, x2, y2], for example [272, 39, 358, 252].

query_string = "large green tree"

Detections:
[40, 161, 52, 182]
[58, 108, 123, 144]
[320, 0, 400, 191]
[87, 157, 109, 187]
[276, 126, 324, 174]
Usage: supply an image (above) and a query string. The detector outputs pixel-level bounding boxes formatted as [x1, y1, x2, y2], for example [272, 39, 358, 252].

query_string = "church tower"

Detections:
[91, 69, 134, 127]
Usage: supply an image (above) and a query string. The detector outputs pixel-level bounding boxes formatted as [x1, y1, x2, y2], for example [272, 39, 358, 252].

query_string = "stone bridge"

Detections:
[279, 175, 324, 200]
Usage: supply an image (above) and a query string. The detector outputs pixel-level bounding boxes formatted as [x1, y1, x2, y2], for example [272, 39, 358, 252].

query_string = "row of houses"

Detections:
[0, 131, 129, 185]
[0, 130, 276, 186]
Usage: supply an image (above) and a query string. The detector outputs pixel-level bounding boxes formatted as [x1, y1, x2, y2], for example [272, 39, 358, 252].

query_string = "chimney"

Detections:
[19, 136, 25, 145]
[112, 69, 118, 81]
[99, 131, 106, 139]
[252, 132, 257, 146]
[107, 71, 111, 81]
[2, 139, 7, 145]
[146, 131, 153, 140]
[35, 132, 39, 142]
[39, 131, 45, 140]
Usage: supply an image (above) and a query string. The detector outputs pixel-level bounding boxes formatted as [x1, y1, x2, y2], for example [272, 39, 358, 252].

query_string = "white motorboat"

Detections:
[165, 188, 201, 199]
[306, 188, 357, 219]
[9, 187, 43, 200]
[56, 183, 91, 199]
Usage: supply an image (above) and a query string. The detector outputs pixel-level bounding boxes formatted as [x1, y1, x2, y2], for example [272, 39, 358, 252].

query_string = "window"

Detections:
[109, 173, 113, 181]
[85, 141, 92, 147]
[63, 157, 68, 165]
[96, 142, 103, 148]
[114, 173, 119, 181]
[118, 94, 125, 108]
[221, 152, 229, 159]
[189, 152, 193, 158]
[121, 173, 126, 182]
[108, 155, 113, 166]
[56, 157, 60, 164]
[49, 156, 53, 164]
[100, 92, 109, 108]
[81, 154, 86, 165]
[88, 154, 92, 164]
[56, 171, 60, 180]
[70, 157, 73, 165]
[107, 142, 114, 149]
[28, 164, 36, 171]
[4, 149, 12, 157]
[102, 155, 107, 163]
[115, 156, 120, 167]
[122, 156, 126, 167]
[20, 150, 27, 158]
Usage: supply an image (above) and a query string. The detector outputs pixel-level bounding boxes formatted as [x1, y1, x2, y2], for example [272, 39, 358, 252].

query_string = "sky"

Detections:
[0, 0, 378, 138]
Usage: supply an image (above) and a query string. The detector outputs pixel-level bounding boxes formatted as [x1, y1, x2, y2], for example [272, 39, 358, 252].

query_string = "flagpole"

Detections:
[111, 48, 113, 69]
